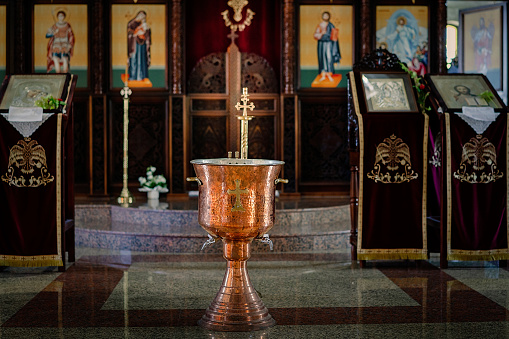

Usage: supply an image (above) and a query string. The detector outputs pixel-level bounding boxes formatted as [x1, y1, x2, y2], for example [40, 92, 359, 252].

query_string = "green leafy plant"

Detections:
[399, 62, 430, 114]
[479, 90, 495, 105]
[34, 95, 66, 110]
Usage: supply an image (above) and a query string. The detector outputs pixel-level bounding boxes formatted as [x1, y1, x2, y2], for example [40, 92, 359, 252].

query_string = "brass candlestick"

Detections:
[118, 62, 134, 206]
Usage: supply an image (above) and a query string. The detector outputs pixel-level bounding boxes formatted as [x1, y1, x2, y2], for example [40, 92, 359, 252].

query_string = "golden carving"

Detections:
[453, 135, 503, 184]
[228, 0, 248, 22]
[227, 179, 248, 212]
[367, 134, 418, 183]
[221, 0, 255, 33]
[1, 138, 54, 187]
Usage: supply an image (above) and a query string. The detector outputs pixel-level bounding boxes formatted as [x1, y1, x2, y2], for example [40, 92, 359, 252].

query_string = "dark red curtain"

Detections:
[359, 113, 427, 260]
[185, 0, 280, 86]
[444, 113, 509, 260]
[0, 114, 65, 266]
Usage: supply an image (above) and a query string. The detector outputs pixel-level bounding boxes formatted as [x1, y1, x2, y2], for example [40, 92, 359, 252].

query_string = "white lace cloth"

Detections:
[1, 113, 54, 138]
[455, 107, 498, 135]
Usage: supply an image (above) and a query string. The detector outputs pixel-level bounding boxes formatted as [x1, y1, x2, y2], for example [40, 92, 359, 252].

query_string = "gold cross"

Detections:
[235, 88, 255, 116]
[227, 179, 249, 212]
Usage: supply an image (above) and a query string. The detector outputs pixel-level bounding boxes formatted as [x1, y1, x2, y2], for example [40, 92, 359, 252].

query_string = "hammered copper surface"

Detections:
[190, 158, 283, 332]
[192, 159, 283, 241]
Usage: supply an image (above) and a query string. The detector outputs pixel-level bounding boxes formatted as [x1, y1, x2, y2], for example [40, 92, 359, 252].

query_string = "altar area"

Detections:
[74, 196, 351, 254]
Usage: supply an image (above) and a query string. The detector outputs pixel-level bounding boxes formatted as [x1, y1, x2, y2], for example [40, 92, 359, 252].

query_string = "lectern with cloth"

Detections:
[349, 70, 429, 261]
[426, 74, 509, 268]
[0, 74, 77, 271]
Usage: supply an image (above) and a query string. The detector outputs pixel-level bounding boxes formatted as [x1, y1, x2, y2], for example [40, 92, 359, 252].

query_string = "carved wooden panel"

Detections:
[191, 116, 227, 160]
[171, 96, 184, 193]
[283, 96, 296, 192]
[250, 99, 275, 111]
[72, 97, 88, 186]
[188, 53, 226, 93]
[300, 102, 350, 183]
[191, 99, 227, 111]
[111, 100, 168, 186]
[248, 116, 275, 160]
[241, 53, 278, 93]
[353, 48, 402, 71]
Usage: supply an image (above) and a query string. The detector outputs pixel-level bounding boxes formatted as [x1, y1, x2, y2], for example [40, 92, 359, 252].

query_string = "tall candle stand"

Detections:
[118, 63, 134, 206]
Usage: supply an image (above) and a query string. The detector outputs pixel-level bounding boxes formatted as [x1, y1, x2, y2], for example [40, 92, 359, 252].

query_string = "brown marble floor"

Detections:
[1, 247, 509, 338]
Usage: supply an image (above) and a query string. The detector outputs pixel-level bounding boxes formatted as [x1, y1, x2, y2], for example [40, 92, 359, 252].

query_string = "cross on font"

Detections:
[227, 179, 249, 212]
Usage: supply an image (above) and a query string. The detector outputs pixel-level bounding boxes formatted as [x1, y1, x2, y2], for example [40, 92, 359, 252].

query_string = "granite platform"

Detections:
[75, 196, 352, 254]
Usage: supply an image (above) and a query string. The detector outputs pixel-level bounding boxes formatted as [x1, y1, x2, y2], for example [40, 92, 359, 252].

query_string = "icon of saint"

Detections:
[126, 10, 152, 86]
[46, 10, 75, 73]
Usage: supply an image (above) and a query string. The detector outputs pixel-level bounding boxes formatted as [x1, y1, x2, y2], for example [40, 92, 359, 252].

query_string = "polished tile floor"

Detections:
[1, 246, 509, 338]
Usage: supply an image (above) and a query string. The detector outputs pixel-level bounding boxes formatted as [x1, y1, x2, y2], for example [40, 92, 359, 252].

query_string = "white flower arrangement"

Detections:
[138, 166, 169, 193]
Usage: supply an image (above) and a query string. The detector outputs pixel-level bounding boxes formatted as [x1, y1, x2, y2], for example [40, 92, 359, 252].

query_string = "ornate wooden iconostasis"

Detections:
[185, 0, 281, 192]
[4, 0, 451, 197]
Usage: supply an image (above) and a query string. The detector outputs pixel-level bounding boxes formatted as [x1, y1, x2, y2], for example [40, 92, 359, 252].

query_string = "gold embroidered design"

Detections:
[453, 135, 503, 184]
[227, 179, 248, 212]
[367, 134, 418, 183]
[1, 138, 54, 187]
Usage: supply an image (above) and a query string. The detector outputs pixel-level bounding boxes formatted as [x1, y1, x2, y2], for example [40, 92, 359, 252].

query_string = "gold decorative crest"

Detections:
[367, 134, 418, 183]
[221, 0, 255, 33]
[1, 138, 54, 187]
[453, 135, 503, 184]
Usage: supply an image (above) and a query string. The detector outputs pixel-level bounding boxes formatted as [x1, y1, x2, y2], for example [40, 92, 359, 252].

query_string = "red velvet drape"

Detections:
[0, 114, 65, 266]
[185, 0, 280, 88]
[360, 113, 427, 256]
[444, 113, 509, 260]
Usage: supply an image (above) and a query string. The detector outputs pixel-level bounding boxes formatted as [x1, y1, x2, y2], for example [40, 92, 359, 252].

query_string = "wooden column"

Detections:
[282, 0, 295, 95]
[89, 0, 107, 196]
[12, 0, 26, 73]
[436, 0, 447, 73]
[282, 0, 297, 193]
[171, 0, 184, 94]
[360, 0, 372, 57]
[91, 0, 104, 94]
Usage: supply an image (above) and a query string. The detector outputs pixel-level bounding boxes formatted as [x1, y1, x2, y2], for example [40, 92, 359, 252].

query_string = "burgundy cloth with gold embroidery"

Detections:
[444, 113, 509, 260]
[357, 113, 428, 260]
[0, 114, 65, 267]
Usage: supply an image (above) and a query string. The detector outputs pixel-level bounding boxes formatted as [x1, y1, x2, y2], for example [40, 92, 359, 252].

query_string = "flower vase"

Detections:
[147, 190, 159, 200]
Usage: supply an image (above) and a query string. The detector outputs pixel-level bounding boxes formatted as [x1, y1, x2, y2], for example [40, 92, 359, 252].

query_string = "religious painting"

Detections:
[299, 5, 353, 88]
[111, 4, 166, 89]
[376, 6, 429, 76]
[33, 5, 88, 88]
[426, 74, 504, 111]
[0, 74, 71, 110]
[0, 5, 6, 81]
[360, 73, 418, 113]
[459, 4, 506, 93]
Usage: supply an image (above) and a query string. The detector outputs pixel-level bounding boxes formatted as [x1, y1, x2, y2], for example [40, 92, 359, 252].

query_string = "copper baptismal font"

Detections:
[187, 88, 287, 332]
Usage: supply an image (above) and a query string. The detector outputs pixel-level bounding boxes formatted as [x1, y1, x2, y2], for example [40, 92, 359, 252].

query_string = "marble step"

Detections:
[75, 202, 352, 254]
